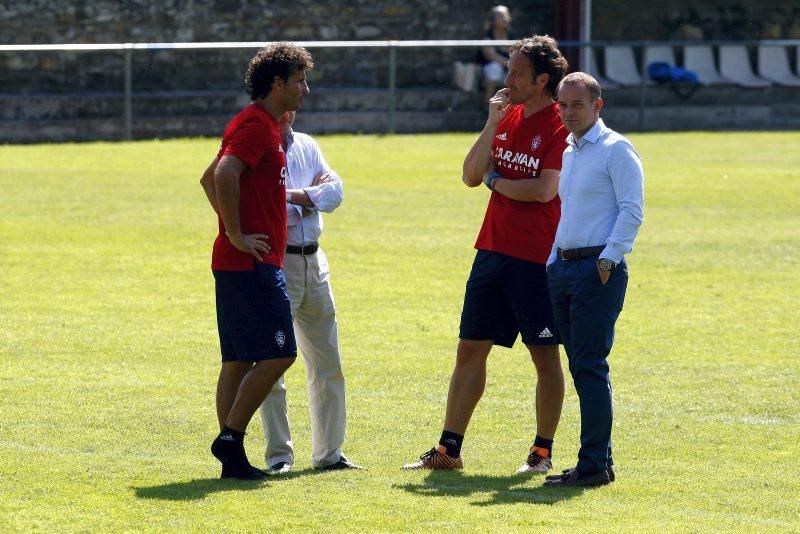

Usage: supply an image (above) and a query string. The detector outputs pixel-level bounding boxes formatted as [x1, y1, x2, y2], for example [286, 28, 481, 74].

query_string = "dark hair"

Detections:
[508, 35, 568, 97]
[245, 42, 314, 101]
[558, 72, 602, 101]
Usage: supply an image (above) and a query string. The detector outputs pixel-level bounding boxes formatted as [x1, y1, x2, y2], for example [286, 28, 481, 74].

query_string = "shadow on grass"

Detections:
[133, 468, 321, 501]
[396, 470, 587, 506]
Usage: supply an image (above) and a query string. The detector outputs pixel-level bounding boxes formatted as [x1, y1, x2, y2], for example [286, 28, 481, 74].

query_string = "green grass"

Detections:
[1, 131, 799, 532]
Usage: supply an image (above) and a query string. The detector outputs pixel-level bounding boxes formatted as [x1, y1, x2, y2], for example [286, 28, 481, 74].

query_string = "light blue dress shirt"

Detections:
[547, 118, 644, 265]
[284, 128, 344, 246]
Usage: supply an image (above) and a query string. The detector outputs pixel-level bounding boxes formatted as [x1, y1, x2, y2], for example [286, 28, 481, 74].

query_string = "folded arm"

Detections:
[462, 89, 509, 187]
[289, 169, 344, 211]
[491, 168, 560, 203]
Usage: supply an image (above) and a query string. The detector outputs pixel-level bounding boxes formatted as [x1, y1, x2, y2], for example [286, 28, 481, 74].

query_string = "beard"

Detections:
[285, 94, 304, 112]
[507, 87, 532, 104]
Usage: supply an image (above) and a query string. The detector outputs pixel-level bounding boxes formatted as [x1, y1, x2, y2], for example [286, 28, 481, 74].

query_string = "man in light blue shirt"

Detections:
[544, 72, 644, 487]
[259, 111, 365, 472]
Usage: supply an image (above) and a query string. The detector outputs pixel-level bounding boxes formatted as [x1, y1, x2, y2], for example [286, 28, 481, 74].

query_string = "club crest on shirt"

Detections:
[275, 330, 285, 348]
[496, 132, 508, 141]
[531, 134, 542, 151]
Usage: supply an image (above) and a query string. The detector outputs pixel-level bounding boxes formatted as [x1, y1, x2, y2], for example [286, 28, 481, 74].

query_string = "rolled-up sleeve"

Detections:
[602, 141, 644, 263]
[303, 139, 344, 213]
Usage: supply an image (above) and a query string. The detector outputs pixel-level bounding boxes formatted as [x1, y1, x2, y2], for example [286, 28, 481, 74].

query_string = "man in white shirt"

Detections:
[544, 72, 644, 487]
[259, 111, 364, 472]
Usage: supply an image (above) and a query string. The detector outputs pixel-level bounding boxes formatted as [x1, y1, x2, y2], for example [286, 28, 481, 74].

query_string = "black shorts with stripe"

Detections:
[459, 250, 559, 348]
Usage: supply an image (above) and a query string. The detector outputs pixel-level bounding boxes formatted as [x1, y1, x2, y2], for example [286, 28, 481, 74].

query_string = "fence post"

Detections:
[638, 42, 646, 131]
[123, 44, 133, 140]
[388, 42, 396, 134]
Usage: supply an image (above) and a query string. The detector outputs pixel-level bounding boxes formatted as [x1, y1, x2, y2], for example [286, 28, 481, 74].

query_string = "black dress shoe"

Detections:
[545, 465, 615, 482]
[546, 467, 573, 481]
[268, 461, 293, 475]
[315, 457, 366, 470]
[543, 468, 611, 487]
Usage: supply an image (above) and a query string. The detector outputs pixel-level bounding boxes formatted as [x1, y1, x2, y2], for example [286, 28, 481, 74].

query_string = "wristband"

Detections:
[483, 171, 501, 191]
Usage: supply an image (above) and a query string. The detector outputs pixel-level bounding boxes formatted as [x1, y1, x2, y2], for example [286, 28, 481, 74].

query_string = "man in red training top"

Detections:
[199, 42, 312, 480]
[403, 36, 569, 474]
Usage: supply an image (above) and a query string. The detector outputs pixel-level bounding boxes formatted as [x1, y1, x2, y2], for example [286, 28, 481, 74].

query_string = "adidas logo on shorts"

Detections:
[538, 327, 554, 338]
[275, 330, 286, 348]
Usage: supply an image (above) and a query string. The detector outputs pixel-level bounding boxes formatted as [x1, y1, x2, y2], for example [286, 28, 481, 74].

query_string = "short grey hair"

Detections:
[557, 72, 602, 101]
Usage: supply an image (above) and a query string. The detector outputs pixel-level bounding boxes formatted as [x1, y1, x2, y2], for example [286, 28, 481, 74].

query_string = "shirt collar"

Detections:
[568, 118, 606, 148]
[283, 127, 295, 150]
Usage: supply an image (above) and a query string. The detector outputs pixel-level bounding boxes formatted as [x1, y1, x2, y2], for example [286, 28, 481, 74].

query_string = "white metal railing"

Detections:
[0, 40, 517, 138]
[2, 39, 799, 137]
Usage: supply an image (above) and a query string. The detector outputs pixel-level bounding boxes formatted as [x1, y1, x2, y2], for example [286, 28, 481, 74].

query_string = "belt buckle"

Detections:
[558, 248, 569, 261]
[300, 244, 309, 255]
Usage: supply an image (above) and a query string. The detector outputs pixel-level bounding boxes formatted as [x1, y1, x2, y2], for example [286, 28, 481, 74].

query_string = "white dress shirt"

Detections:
[548, 118, 644, 265]
[284, 128, 344, 246]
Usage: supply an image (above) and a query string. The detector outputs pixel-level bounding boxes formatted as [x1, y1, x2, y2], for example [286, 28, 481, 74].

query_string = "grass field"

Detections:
[1, 131, 799, 532]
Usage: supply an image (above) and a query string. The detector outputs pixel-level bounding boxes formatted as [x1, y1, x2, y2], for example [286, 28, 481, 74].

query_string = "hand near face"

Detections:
[488, 88, 510, 124]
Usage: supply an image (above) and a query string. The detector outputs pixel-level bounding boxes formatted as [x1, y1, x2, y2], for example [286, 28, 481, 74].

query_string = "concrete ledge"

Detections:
[0, 111, 486, 142]
[1, 85, 799, 142]
[602, 84, 800, 106]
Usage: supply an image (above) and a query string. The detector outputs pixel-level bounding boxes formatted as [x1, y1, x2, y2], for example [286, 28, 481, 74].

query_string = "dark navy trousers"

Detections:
[547, 256, 628, 475]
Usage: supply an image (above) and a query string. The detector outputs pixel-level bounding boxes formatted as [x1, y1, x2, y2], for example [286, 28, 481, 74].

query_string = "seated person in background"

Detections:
[477, 5, 513, 102]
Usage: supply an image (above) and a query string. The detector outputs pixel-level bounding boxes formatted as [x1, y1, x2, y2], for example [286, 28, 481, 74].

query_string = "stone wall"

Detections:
[593, 0, 800, 41]
[4, 1, 797, 96]
[0, 1, 552, 94]
[0, 1, 552, 43]
[2, 1, 799, 142]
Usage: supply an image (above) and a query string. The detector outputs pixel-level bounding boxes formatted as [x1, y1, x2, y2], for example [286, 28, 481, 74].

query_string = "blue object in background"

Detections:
[648, 62, 699, 84]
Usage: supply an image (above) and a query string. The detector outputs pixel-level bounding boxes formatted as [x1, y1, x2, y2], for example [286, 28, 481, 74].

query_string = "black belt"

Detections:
[557, 246, 605, 261]
[286, 242, 319, 255]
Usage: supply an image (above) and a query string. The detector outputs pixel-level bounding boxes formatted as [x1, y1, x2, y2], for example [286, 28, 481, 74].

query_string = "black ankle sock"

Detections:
[213, 426, 249, 466]
[220, 426, 245, 441]
[533, 435, 553, 456]
[438, 431, 464, 458]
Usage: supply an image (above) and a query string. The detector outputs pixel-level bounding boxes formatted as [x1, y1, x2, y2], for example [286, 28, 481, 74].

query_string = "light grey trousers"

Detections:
[259, 248, 347, 468]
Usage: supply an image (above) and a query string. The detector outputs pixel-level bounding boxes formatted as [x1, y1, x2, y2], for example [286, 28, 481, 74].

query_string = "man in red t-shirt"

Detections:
[403, 36, 569, 473]
[199, 42, 313, 480]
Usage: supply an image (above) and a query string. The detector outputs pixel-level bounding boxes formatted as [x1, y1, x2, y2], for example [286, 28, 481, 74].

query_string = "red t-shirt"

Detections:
[474, 102, 568, 264]
[211, 104, 288, 271]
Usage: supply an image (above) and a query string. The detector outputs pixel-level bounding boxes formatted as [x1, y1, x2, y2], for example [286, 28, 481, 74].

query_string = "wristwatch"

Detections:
[597, 258, 617, 272]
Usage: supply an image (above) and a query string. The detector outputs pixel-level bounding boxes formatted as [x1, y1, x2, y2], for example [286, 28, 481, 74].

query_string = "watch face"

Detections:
[599, 258, 615, 271]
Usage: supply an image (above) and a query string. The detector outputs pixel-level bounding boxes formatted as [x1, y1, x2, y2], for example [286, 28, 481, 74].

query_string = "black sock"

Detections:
[212, 426, 248, 465]
[220, 426, 245, 441]
[438, 430, 464, 458]
[533, 435, 553, 456]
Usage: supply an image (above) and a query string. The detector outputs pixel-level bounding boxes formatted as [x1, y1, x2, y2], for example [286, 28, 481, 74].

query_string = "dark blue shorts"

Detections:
[459, 250, 559, 348]
[213, 264, 297, 362]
